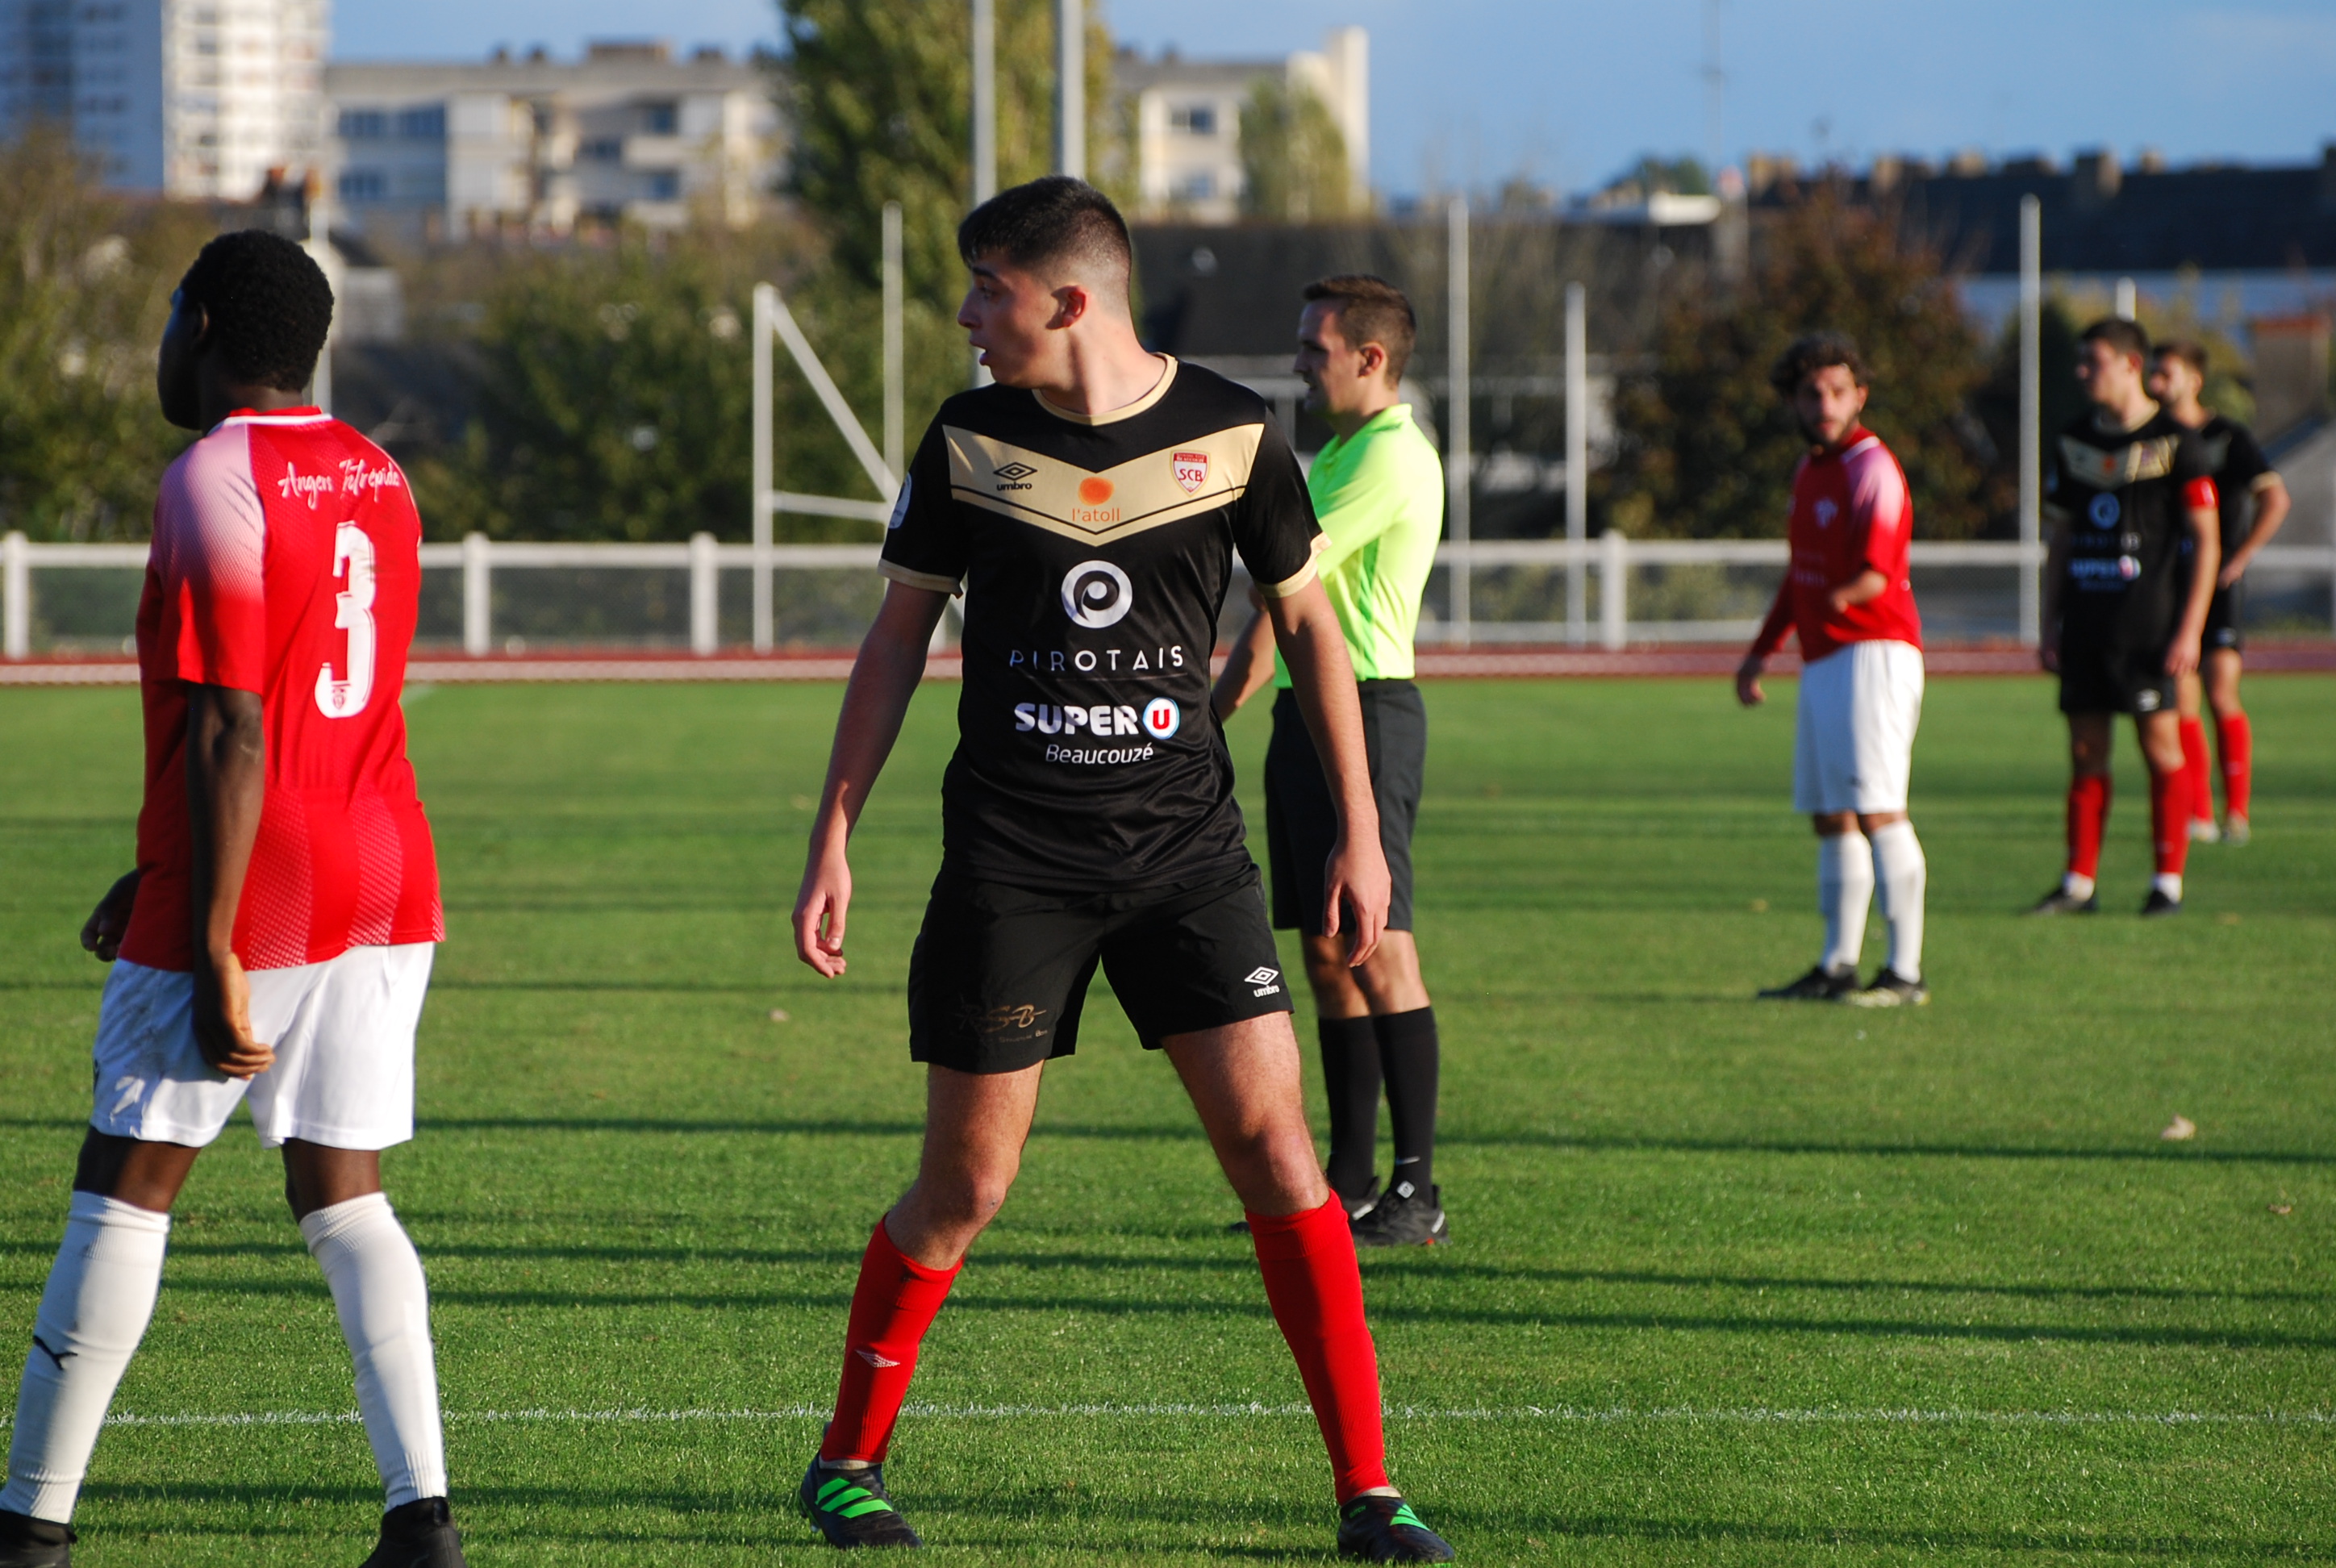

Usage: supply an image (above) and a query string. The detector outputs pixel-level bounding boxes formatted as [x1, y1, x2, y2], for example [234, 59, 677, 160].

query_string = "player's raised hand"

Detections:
[81, 869, 142, 962]
[1321, 828, 1390, 970]
[1734, 657, 1767, 708]
[193, 949, 273, 1079]
[794, 837, 853, 978]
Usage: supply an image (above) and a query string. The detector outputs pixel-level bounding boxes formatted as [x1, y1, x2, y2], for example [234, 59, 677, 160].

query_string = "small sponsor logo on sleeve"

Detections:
[886, 476, 913, 530]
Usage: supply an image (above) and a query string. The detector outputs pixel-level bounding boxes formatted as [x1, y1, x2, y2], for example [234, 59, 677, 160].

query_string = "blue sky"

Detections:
[334, 0, 2336, 198]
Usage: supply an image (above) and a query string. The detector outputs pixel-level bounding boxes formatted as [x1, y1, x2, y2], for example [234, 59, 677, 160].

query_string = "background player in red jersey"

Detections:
[1737, 335, 1929, 1007]
[2029, 319, 2219, 918]
[2147, 341, 2289, 846]
[0, 233, 465, 1568]
[789, 179, 1452, 1562]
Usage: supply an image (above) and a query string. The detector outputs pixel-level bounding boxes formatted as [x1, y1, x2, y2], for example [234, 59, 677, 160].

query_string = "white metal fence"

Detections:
[8, 531, 2336, 660]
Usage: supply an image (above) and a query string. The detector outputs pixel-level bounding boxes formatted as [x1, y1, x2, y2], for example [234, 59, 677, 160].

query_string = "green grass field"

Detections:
[3, 673, 2334, 1565]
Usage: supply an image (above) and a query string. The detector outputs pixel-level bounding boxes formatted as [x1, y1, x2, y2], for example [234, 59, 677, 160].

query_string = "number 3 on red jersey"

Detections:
[315, 521, 377, 718]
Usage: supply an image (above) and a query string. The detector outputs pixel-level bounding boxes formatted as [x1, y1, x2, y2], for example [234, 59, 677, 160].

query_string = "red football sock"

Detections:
[2217, 712, 2252, 821]
[2178, 716, 2213, 824]
[2149, 762, 2189, 878]
[2066, 774, 2111, 880]
[820, 1218, 961, 1464]
[1247, 1195, 1390, 1501]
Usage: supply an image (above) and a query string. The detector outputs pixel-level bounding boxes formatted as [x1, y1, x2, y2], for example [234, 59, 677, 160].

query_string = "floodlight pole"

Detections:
[2018, 194, 2042, 648]
[970, 0, 997, 387]
[1446, 194, 1471, 648]
[1055, 0, 1084, 180]
[1565, 281, 1587, 644]
[882, 200, 905, 482]
[752, 283, 775, 651]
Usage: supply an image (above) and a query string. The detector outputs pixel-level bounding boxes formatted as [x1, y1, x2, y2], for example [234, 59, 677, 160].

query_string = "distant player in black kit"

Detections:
[2029, 319, 2221, 918]
[2147, 340, 2290, 846]
[787, 179, 1453, 1562]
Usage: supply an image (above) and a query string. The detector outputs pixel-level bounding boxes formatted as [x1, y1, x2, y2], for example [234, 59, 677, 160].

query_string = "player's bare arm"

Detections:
[1268, 580, 1388, 965]
[1210, 586, 1277, 721]
[793, 582, 950, 977]
[80, 869, 142, 962]
[1829, 568, 1889, 614]
[2165, 503, 2220, 678]
[185, 683, 271, 1079]
[2220, 477, 2289, 588]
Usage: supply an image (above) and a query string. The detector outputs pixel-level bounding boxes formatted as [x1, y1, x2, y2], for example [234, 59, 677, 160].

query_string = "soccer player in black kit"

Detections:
[2148, 340, 2290, 845]
[787, 179, 1454, 1562]
[2029, 319, 2221, 918]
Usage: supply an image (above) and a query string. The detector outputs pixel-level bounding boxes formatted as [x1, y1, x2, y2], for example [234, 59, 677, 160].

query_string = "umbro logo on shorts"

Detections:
[1245, 965, 1283, 997]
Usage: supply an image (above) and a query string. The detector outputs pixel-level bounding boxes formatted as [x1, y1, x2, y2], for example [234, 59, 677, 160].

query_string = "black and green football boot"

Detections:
[799, 1457, 922, 1549]
[1337, 1494, 1455, 1562]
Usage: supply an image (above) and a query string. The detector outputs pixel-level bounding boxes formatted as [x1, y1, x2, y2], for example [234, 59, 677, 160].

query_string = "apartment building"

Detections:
[323, 41, 782, 240]
[1116, 26, 1367, 221]
[0, 0, 326, 197]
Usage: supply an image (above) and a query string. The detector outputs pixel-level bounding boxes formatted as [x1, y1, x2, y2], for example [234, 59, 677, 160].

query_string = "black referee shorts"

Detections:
[907, 864, 1291, 1075]
[2203, 582, 2245, 653]
[1263, 680, 1425, 937]
[2058, 633, 2177, 716]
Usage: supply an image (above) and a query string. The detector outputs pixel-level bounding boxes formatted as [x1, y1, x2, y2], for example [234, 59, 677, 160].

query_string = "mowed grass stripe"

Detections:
[3, 676, 2333, 1564]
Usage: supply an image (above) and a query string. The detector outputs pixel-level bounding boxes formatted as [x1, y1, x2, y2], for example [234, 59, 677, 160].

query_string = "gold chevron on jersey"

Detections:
[944, 422, 1267, 544]
[2059, 433, 2180, 490]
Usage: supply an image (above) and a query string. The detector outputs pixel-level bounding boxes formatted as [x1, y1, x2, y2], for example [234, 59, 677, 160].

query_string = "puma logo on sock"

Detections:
[31, 1335, 74, 1370]
[855, 1348, 900, 1367]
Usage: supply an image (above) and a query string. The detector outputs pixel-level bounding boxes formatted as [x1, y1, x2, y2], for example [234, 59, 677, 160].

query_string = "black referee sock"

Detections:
[1374, 1007, 1440, 1198]
[1318, 1015, 1383, 1202]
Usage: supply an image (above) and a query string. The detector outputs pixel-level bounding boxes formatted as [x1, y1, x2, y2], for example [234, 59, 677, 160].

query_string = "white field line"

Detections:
[9, 1403, 2328, 1433]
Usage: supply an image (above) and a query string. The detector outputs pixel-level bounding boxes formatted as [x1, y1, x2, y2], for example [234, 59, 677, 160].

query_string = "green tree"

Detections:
[1239, 76, 1358, 221]
[407, 223, 965, 544]
[0, 128, 214, 540]
[1600, 186, 1990, 540]
[778, 0, 1124, 307]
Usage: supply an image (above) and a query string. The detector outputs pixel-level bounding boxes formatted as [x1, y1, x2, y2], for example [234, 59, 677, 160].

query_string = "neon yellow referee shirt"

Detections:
[1274, 400, 1445, 686]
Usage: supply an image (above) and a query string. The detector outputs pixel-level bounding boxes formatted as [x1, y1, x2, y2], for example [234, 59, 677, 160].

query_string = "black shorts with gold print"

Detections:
[907, 863, 1291, 1074]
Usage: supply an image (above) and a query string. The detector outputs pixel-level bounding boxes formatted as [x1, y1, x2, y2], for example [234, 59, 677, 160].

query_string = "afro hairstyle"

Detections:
[177, 229, 335, 392]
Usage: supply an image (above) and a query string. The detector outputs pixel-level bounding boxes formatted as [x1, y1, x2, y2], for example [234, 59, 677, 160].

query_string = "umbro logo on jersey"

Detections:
[1172, 450, 1210, 493]
[1245, 965, 1283, 998]
[993, 461, 1036, 492]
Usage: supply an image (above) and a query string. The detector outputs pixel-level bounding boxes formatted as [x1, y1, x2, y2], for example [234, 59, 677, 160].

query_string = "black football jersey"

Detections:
[2046, 407, 2210, 651]
[880, 359, 1323, 891]
[2192, 415, 2276, 556]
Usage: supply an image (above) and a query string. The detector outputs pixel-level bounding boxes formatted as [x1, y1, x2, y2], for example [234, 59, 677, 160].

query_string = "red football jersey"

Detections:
[1750, 427, 1922, 663]
[119, 409, 443, 973]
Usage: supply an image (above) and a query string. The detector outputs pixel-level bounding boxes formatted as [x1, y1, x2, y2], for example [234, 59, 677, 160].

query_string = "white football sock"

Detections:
[2062, 871, 2096, 899]
[300, 1194, 447, 1510]
[1867, 821, 1927, 982]
[1817, 831, 1873, 973]
[1, 1193, 170, 1523]
[2152, 872, 2183, 902]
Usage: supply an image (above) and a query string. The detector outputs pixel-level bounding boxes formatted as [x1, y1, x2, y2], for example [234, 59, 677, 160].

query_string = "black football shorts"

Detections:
[1264, 681, 1425, 936]
[2202, 581, 2245, 653]
[2058, 634, 2177, 716]
[907, 864, 1292, 1074]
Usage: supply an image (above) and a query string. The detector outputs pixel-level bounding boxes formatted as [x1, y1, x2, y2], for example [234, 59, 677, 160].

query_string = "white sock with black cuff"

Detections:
[1, 1192, 171, 1523]
[1817, 832, 1873, 974]
[1867, 821, 1927, 982]
[300, 1193, 448, 1510]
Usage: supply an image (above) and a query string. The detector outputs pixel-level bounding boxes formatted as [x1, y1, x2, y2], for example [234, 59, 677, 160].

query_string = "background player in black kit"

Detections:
[787, 179, 1454, 1562]
[2029, 319, 2221, 919]
[2148, 340, 2289, 846]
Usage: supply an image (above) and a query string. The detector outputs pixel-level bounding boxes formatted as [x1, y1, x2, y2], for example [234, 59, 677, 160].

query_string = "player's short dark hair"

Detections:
[177, 230, 334, 392]
[957, 176, 1133, 289]
[1302, 274, 1416, 384]
[2079, 317, 2150, 364]
[1769, 332, 1868, 398]
[2155, 338, 2208, 377]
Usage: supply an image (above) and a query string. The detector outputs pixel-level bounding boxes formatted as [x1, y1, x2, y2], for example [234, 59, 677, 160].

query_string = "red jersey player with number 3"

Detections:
[0, 234, 466, 1568]
[1737, 334, 1930, 1007]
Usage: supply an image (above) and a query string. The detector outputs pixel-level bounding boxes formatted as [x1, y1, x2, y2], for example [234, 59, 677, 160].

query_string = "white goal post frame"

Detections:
[749, 281, 901, 653]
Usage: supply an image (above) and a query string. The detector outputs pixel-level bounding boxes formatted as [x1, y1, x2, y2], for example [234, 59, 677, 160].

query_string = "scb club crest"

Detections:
[1171, 450, 1209, 494]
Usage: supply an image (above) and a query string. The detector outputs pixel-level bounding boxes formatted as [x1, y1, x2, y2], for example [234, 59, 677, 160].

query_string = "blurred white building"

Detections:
[324, 41, 782, 240]
[1116, 26, 1367, 222]
[0, 0, 327, 197]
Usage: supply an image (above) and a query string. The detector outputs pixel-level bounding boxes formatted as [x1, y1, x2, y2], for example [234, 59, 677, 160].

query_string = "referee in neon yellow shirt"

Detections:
[1214, 275, 1448, 1246]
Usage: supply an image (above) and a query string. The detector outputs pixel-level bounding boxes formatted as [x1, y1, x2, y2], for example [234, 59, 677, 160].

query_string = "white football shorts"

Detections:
[89, 944, 435, 1151]
[1793, 639, 1924, 815]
